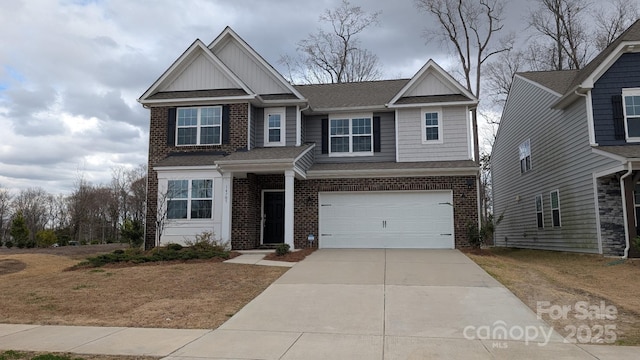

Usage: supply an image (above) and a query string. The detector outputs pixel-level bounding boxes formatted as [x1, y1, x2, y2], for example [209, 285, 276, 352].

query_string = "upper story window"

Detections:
[177, 107, 222, 146]
[535, 194, 544, 228]
[623, 89, 640, 140]
[264, 107, 286, 147]
[519, 139, 531, 173]
[167, 179, 213, 220]
[422, 108, 443, 144]
[550, 190, 561, 227]
[329, 114, 373, 156]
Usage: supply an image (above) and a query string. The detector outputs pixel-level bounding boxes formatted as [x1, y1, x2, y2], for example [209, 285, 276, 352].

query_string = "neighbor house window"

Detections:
[422, 108, 443, 143]
[519, 139, 532, 173]
[264, 107, 286, 146]
[535, 194, 544, 228]
[177, 107, 222, 145]
[623, 89, 640, 139]
[550, 190, 561, 227]
[167, 179, 213, 219]
[329, 114, 372, 155]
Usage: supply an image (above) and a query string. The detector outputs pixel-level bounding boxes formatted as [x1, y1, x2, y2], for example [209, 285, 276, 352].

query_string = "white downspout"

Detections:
[620, 162, 632, 258]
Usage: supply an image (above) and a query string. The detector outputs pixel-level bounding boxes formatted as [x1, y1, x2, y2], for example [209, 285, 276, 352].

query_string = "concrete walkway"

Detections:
[0, 249, 638, 359]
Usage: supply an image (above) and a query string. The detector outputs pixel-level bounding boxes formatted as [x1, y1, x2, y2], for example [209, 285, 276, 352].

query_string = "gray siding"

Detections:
[304, 112, 396, 163]
[295, 146, 315, 172]
[592, 53, 640, 145]
[286, 106, 297, 146]
[254, 107, 296, 147]
[492, 77, 619, 253]
[397, 106, 471, 161]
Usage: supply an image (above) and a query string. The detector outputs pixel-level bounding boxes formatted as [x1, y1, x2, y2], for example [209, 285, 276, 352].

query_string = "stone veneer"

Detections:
[145, 103, 249, 249]
[229, 174, 478, 250]
[597, 175, 626, 256]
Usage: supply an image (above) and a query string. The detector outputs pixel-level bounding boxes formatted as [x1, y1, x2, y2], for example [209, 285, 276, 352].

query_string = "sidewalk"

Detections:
[0, 250, 639, 359]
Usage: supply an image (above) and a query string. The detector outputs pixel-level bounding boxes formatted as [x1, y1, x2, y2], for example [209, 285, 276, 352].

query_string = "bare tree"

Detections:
[281, 0, 382, 84]
[484, 49, 525, 108]
[528, 0, 590, 70]
[12, 188, 50, 246]
[594, 0, 639, 51]
[415, 0, 511, 166]
[0, 187, 12, 244]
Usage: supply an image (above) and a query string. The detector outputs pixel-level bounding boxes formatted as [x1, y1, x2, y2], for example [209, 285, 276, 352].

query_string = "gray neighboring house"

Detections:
[138, 27, 480, 251]
[492, 20, 640, 258]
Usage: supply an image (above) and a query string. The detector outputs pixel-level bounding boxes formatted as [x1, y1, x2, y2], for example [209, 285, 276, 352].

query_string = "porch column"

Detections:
[284, 170, 295, 249]
[221, 172, 233, 246]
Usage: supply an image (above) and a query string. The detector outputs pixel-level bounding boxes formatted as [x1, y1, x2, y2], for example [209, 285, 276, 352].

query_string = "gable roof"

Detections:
[138, 39, 252, 104]
[295, 79, 408, 112]
[388, 59, 477, 107]
[209, 27, 305, 101]
[514, 20, 640, 108]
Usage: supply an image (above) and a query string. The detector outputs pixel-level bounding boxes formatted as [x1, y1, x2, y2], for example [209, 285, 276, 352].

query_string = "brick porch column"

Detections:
[284, 170, 295, 249]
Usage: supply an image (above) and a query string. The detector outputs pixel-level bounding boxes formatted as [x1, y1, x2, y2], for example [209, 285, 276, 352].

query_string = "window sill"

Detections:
[328, 152, 374, 157]
[421, 140, 444, 145]
[264, 142, 286, 147]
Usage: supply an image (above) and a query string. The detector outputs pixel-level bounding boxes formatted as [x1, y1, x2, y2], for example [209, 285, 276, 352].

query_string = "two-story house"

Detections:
[492, 20, 640, 258]
[138, 27, 479, 250]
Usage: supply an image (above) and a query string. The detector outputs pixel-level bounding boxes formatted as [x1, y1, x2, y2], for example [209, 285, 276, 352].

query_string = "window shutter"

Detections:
[167, 108, 176, 146]
[373, 116, 381, 153]
[612, 95, 625, 140]
[222, 105, 230, 144]
[321, 118, 328, 154]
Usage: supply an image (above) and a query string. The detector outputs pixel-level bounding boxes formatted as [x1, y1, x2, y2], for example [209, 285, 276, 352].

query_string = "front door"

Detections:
[263, 191, 285, 244]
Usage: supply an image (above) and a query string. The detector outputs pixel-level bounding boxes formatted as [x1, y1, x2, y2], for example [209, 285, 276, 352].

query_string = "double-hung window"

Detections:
[535, 194, 544, 228]
[329, 114, 373, 155]
[422, 108, 443, 143]
[177, 107, 222, 145]
[550, 190, 561, 227]
[167, 179, 213, 219]
[623, 89, 640, 140]
[264, 107, 286, 146]
[519, 139, 532, 173]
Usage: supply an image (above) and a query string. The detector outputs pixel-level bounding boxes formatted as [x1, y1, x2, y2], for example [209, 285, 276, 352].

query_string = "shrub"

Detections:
[466, 213, 504, 249]
[121, 219, 144, 248]
[185, 231, 228, 252]
[167, 243, 183, 251]
[4, 240, 13, 249]
[275, 243, 290, 256]
[36, 229, 58, 248]
[633, 236, 640, 252]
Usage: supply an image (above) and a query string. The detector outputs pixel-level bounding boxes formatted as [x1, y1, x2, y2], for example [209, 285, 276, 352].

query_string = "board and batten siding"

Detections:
[304, 112, 396, 163]
[214, 39, 290, 95]
[592, 52, 640, 145]
[396, 106, 471, 162]
[492, 77, 618, 253]
[165, 53, 237, 91]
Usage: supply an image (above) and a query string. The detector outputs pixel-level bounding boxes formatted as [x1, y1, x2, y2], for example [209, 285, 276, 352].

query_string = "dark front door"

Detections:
[263, 191, 285, 244]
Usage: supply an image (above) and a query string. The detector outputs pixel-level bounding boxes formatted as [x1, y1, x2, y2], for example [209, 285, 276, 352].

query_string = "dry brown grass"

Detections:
[0, 247, 287, 329]
[0, 350, 158, 360]
[466, 248, 640, 345]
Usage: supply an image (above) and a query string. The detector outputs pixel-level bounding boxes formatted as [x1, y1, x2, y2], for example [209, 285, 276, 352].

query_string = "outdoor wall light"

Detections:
[307, 234, 315, 246]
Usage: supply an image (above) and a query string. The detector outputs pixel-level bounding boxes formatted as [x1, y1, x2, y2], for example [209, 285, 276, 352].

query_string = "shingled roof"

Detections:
[295, 79, 409, 110]
[516, 19, 640, 97]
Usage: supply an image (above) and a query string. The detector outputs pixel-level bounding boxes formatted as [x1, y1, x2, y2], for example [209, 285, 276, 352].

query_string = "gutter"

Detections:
[620, 161, 633, 259]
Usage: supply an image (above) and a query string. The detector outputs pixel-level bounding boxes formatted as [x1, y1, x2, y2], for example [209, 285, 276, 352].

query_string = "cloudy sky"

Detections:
[0, 0, 630, 194]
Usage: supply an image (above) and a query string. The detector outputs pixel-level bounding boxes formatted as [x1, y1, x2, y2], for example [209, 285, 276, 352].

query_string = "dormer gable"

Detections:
[388, 59, 477, 108]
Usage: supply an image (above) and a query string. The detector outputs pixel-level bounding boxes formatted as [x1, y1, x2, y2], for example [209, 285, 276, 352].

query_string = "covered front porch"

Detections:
[216, 145, 315, 250]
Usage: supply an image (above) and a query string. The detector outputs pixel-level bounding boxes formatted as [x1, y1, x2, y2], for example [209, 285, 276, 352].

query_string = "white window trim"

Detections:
[550, 190, 561, 227]
[166, 179, 214, 220]
[176, 106, 222, 146]
[264, 107, 286, 147]
[421, 107, 443, 144]
[328, 113, 374, 157]
[622, 88, 640, 142]
[519, 139, 532, 173]
[535, 194, 544, 229]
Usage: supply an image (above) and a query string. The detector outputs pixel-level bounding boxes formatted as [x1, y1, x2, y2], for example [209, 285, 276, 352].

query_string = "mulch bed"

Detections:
[263, 248, 316, 262]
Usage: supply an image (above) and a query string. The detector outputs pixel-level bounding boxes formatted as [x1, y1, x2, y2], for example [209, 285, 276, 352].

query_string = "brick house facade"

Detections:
[139, 27, 480, 250]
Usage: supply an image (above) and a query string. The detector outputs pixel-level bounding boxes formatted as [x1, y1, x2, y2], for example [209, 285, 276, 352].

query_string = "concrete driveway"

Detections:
[163, 249, 625, 360]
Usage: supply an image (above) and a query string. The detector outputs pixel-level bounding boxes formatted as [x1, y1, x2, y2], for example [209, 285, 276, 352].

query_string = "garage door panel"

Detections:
[319, 191, 454, 249]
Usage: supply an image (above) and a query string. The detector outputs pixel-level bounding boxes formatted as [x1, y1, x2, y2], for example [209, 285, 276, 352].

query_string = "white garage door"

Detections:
[319, 191, 454, 249]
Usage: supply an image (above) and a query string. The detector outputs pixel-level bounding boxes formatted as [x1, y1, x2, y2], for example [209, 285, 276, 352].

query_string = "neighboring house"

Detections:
[492, 20, 640, 258]
[138, 27, 479, 250]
